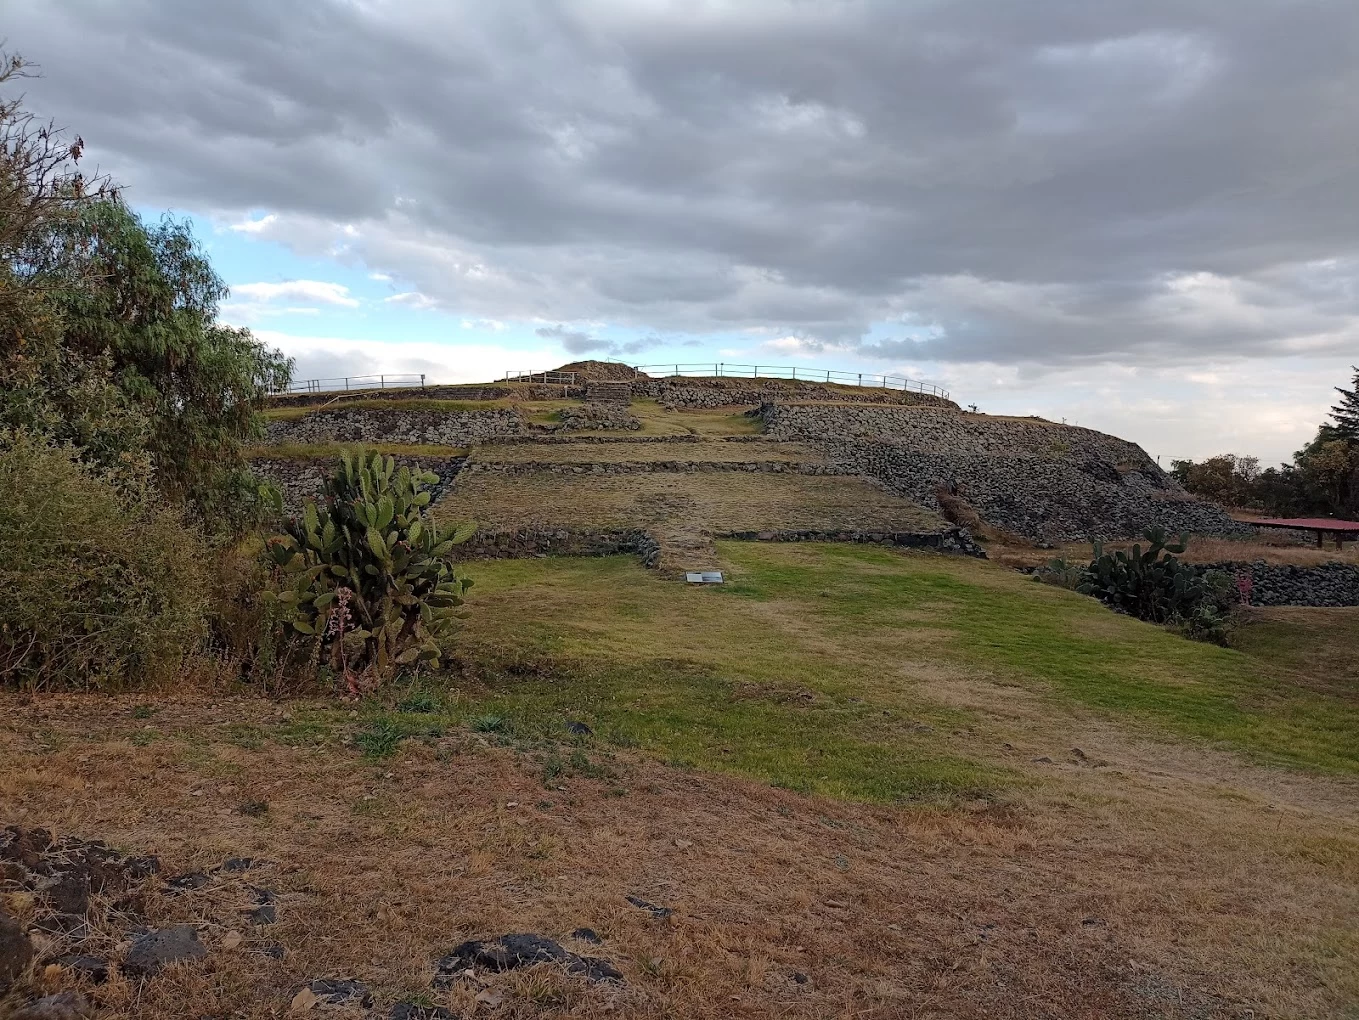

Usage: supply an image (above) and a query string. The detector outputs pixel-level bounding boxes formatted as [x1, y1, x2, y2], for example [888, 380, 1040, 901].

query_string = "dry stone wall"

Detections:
[253, 456, 465, 514]
[636, 377, 957, 409]
[557, 405, 641, 431]
[264, 408, 526, 446]
[267, 383, 568, 408]
[462, 460, 847, 476]
[720, 526, 983, 557]
[1213, 561, 1359, 607]
[761, 402, 1246, 542]
[446, 527, 660, 565]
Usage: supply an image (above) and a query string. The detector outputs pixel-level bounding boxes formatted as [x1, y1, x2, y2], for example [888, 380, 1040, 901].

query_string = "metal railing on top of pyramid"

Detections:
[628, 363, 949, 399]
[269, 373, 427, 395]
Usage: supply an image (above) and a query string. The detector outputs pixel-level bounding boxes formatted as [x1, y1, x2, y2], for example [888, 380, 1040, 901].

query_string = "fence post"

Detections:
[380, 375, 386, 389]
[792, 367, 797, 379]
[344, 377, 349, 391]
[421, 373, 426, 390]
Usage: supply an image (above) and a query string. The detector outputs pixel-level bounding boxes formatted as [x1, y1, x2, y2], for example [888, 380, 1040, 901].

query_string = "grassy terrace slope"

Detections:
[3, 544, 1355, 1019]
[474, 439, 824, 463]
[435, 471, 943, 534]
[454, 543, 1358, 783]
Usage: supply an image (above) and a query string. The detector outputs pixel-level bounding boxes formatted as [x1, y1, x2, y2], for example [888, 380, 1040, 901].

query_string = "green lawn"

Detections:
[337, 543, 1357, 804]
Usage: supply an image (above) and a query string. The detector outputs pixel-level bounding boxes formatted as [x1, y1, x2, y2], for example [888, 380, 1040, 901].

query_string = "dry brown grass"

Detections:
[1, 690, 1355, 1020]
[473, 440, 823, 464]
[435, 470, 944, 534]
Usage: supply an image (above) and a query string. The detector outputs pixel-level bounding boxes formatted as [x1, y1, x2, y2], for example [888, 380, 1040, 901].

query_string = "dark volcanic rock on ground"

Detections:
[0, 907, 34, 991]
[433, 933, 622, 987]
[121, 925, 207, 977]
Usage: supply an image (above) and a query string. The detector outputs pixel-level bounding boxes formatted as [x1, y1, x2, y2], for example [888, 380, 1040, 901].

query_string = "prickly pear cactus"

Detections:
[263, 450, 474, 685]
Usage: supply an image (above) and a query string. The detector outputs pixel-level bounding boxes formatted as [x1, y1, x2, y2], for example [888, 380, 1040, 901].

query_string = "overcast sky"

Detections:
[8, 0, 1358, 464]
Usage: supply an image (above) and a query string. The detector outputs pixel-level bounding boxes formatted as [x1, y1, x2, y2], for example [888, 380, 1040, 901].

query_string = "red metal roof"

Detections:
[1247, 517, 1359, 532]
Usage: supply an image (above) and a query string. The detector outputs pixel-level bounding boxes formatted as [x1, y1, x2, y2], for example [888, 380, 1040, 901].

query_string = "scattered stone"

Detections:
[260, 942, 287, 960]
[565, 720, 593, 736]
[474, 988, 504, 1008]
[50, 954, 108, 984]
[571, 956, 623, 982]
[625, 895, 673, 919]
[0, 907, 34, 991]
[43, 869, 91, 915]
[1, 826, 53, 869]
[121, 855, 160, 879]
[248, 903, 278, 926]
[390, 1006, 453, 1020]
[121, 924, 208, 977]
[239, 799, 270, 817]
[165, 871, 210, 893]
[307, 978, 373, 1007]
[1033, 756, 1054, 764]
[793, 971, 809, 985]
[32, 914, 88, 938]
[433, 933, 622, 987]
[221, 857, 256, 872]
[10, 991, 92, 1020]
[570, 927, 603, 944]
[221, 931, 243, 950]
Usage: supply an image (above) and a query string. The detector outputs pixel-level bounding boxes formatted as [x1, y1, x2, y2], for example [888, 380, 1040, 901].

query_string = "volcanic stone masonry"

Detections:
[254, 456, 465, 513]
[265, 408, 526, 446]
[1211, 561, 1359, 607]
[634, 376, 958, 409]
[759, 402, 1248, 542]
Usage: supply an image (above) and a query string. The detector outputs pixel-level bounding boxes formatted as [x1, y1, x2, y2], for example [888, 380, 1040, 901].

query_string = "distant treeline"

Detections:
[1171, 369, 1358, 518]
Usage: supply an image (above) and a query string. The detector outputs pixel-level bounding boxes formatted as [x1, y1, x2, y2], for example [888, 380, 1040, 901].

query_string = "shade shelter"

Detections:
[1243, 517, 1359, 550]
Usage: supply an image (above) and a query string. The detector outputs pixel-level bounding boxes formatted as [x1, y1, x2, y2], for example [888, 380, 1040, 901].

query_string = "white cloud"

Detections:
[231, 280, 360, 307]
[229, 213, 278, 235]
[252, 331, 559, 388]
[382, 291, 439, 309]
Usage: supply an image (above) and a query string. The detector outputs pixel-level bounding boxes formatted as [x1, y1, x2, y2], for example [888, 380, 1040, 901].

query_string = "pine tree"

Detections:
[1331, 366, 1359, 440]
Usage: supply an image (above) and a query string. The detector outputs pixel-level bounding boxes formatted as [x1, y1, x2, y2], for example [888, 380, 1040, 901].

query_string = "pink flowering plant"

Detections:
[263, 450, 474, 687]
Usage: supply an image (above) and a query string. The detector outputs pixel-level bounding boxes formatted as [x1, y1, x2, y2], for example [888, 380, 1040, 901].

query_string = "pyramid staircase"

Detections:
[584, 380, 633, 405]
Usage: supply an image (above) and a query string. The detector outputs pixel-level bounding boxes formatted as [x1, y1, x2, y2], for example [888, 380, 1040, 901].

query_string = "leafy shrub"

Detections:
[0, 433, 209, 688]
[262, 451, 474, 690]
[1032, 557, 1087, 590]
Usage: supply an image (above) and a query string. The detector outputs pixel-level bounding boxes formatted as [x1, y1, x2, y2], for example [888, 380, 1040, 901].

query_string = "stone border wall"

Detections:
[266, 383, 570, 408]
[446, 528, 660, 566]
[635, 377, 957, 410]
[264, 408, 527, 446]
[557, 405, 641, 431]
[1207, 561, 1359, 607]
[482, 433, 772, 446]
[445, 525, 981, 566]
[461, 460, 848, 476]
[720, 526, 984, 557]
[252, 456, 465, 514]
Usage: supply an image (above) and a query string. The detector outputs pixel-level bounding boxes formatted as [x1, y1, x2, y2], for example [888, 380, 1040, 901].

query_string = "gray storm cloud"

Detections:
[8, 0, 1359, 366]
